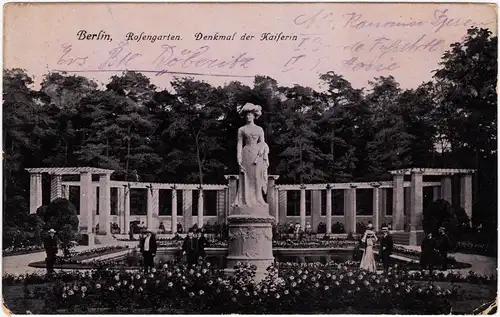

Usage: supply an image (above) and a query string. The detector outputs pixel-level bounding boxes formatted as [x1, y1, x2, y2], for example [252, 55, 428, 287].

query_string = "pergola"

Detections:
[26, 166, 475, 246]
[388, 168, 474, 244]
[26, 167, 114, 243]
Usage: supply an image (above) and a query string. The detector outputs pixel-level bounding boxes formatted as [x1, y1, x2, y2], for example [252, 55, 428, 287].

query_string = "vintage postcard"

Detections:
[2, 2, 497, 315]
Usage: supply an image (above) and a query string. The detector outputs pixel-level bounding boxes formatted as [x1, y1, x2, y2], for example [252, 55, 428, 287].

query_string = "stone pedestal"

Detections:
[226, 204, 274, 282]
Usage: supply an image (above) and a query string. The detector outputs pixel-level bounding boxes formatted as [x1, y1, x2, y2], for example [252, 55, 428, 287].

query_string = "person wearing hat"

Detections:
[436, 226, 452, 270]
[360, 223, 377, 272]
[43, 229, 59, 275]
[379, 225, 393, 273]
[139, 230, 157, 273]
[182, 228, 198, 266]
[420, 232, 437, 274]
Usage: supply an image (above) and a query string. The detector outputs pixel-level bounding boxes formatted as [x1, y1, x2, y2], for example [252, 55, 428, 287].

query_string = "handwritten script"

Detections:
[53, 7, 494, 79]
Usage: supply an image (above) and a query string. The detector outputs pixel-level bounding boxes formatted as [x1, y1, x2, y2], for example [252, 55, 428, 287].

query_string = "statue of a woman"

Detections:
[233, 103, 269, 208]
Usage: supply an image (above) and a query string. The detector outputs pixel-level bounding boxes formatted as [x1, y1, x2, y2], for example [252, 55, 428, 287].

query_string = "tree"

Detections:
[318, 72, 367, 181]
[365, 76, 414, 179]
[274, 85, 327, 183]
[166, 78, 227, 185]
[422, 199, 458, 240]
[432, 28, 497, 226]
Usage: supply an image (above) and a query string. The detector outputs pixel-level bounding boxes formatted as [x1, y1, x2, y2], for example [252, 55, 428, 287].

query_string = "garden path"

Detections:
[2, 241, 130, 276]
[396, 244, 497, 276]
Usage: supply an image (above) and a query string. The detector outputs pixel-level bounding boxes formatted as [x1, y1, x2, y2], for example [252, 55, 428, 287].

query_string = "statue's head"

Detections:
[239, 102, 262, 122]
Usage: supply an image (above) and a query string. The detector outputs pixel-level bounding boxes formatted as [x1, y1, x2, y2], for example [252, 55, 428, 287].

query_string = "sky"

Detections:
[4, 2, 497, 91]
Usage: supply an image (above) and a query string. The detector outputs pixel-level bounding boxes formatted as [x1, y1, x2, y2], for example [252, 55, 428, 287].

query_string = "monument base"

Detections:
[227, 204, 275, 282]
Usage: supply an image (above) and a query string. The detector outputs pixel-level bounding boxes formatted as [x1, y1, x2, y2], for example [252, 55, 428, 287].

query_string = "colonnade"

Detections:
[27, 167, 475, 245]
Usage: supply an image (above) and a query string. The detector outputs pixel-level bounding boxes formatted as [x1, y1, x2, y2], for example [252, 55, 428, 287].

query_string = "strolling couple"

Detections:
[182, 228, 209, 266]
[360, 224, 393, 273]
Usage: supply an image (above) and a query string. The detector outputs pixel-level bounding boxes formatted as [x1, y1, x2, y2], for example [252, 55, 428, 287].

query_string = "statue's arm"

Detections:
[237, 128, 243, 166]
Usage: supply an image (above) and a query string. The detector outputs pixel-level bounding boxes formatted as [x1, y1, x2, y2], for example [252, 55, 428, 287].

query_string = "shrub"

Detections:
[41, 198, 79, 255]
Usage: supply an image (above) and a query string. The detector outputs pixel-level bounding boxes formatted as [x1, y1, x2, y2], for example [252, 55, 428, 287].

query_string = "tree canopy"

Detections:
[3, 27, 497, 233]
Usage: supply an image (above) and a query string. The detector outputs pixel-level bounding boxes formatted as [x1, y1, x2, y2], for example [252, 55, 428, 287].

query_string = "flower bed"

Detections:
[156, 238, 356, 249]
[455, 241, 496, 257]
[11, 261, 461, 314]
[58, 245, 129, 263]
[3, 245, 45, 257]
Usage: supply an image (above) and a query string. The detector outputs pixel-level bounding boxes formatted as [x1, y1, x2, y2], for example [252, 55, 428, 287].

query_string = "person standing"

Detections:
[436, 227, 452, 270]
[360, 224, 378, 272]
[43, 229, 59, 275]
[182, 229, 198, 266]
[379, 226, 393, 273]
[139, 231, 157, 273]
[196, 229, 209, 261]
[420, 232, 438, 274]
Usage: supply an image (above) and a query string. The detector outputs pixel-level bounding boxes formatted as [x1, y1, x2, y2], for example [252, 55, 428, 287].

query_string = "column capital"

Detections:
[326, 184, 333, 190]
[224, 174, 239, 180]
[370, 182, 382, 188]
[300, 184, 307, 190]
[171, 184, 177, 190]
[411, 170, 425, 175]
[268, 175, 280, 181]
[349, 184, 358, 189]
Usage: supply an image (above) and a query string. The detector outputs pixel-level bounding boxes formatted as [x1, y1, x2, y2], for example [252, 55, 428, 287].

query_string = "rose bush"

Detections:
[3, 245, 45, 256]
[26, 260, 465, 314]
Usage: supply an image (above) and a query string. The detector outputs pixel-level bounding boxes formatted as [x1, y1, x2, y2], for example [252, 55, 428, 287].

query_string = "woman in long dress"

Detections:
[360, 223, 378, 272]
[234, 103, 269, 207]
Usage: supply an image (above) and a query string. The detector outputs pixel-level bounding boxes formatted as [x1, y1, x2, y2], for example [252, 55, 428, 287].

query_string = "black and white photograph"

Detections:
[2, 2, 497, 314]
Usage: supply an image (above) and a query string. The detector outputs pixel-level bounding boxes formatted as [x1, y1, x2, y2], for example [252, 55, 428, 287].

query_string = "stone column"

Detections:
[432, 186, 441, 201]
[344, 186, 357, 233]
[124, 185, 131, 234]
[80, 172, 93, 244]
[325, 186, 332, 233]
[409, 171, 424, 245]
[62, 185, 70, 200]
[300, 186, 306, 230]
[267, 175, 279, 219]
[29, 173, 43, 214]
[183, 190, 193, 229]
[117, 187, 124, 234]
[216, 189, 226, 224]
[90, 186, 97, 228]
[225, 175, 239, 216]
[460, 174, 473, 222]
[278, 190, 287, 224]
[147, 187, 159, 232]
[372, 185, 380, 232]
[50, 174, 63, 201]
[392, 174, 405, 230]
[379, 188, 387, 219]
[197, 188, 204, 228]
[98, 174, 111, 235]
[441, 176, 452, 204]
[171, 187, 178, 234]
[311, 190, 321, 233]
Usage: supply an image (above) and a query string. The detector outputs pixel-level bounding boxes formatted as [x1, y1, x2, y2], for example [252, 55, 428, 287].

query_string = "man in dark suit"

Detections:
[379, 226, 393, 273]
[196, 229, 209, 260]
[436, 227, 452, 270]
[420, 232, 438, 274]
[139, 230, 157, 273]
[182, 228, 198, 266]
[44, 229, 59, 275]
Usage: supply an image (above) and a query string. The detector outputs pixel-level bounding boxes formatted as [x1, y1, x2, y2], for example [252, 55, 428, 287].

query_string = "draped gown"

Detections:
[233, 124, 269, 207]
[360, 230, 378, 272]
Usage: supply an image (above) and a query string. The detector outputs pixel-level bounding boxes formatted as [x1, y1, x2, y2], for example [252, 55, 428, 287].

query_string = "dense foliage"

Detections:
[3, 28, 496, 243]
